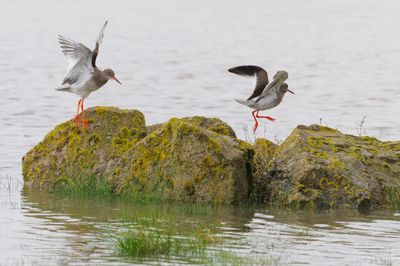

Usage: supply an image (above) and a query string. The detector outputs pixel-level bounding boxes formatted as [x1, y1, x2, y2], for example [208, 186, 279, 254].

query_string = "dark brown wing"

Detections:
[228, 65, 269, 100]
[91, 21, 108, 68]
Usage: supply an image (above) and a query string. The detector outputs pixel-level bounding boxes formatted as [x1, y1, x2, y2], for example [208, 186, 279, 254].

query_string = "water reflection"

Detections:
[16, 189, 400, 265]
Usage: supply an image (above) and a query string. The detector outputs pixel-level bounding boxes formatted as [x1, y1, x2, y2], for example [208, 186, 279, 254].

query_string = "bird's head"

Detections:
[279, 83, 294, 95]
[103, 69, 122, 84]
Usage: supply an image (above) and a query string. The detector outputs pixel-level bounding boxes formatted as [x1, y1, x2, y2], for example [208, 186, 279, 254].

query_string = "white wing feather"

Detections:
[58, 35, 93, 74]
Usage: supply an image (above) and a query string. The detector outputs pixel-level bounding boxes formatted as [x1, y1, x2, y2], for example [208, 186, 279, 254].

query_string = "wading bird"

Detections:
[56, 21, 121, 128]
[229, 65, 293, 132]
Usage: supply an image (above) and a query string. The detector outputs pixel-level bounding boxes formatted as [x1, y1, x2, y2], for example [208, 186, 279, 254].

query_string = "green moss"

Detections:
[119, 127, 130, 139]
[327, 157, 345, 170]
[181, 116, 236, 138]
[319, 177, 328, 189]
[307, 136, 334, 150]
[87, 133, 101, 146]
[208, 138, 222, 153]
[94, 106, 109, 115]
[311, 151, 329, 159]
[111, 115, 121, 124]
[327, 181, 339, 191]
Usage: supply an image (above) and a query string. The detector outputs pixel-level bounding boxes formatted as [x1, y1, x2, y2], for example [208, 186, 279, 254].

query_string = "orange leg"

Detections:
[74, 99, 82, 127]
[256, 111, 276, 122]
[252, 110, 259, 132]
[252, 110, 276, 132]
[80, 99, 88, 128]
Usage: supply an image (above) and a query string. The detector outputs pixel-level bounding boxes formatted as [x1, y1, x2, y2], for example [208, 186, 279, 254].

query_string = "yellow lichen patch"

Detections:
[119, 127, 130, 139]
[111, 115, 121, 124]
[319, 177, 328, 189]
[327, 181, 340, 192]
[307, 136, 334, 150]
[95, 106, 109, 115]
[208, 138, 222, 153]
[67, 135, 81, 159]
[181, 116, 236, 138]
[327, 157, 345, 170]
[87, 133, 101, 147]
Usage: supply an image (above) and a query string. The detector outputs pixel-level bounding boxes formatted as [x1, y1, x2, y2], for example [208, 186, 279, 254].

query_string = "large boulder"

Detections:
[110, 118, 252, 203]
[22, 107, 254, 204]
[22, 106, 147, 189]
[262, 124, 400, 209]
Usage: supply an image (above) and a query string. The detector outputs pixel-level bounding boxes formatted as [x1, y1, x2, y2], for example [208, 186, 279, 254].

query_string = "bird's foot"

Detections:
[265, 116, 276, 122]
[257, 115, 276, 122]
[74, 115, 80, 127]
[81, 119, 88, 128]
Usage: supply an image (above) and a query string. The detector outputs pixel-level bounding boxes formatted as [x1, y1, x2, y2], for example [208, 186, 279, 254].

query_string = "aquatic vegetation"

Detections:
[385, 186, 400, 211]
[117, 229, 282, 265]
[117, 229, 208, 257]
[53, 171, 167, 203]
[53, 172, 114, 199]
[116, 206, 282, 265]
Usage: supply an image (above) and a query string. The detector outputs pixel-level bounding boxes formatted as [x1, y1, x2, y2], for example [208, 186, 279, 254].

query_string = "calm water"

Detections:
[1, 0, 400, 265]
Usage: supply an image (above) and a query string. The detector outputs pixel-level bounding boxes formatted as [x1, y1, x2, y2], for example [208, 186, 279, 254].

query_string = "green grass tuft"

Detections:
[117, 228, 282, 265]
[54, 173, 114, 200]
[386, 186, 400, 210]
[117, 229, 207, 258]
[53, 173, 165, 203]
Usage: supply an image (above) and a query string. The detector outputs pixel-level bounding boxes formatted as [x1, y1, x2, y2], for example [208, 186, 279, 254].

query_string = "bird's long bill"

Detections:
[113, 76, 122, 84]
[288, 89, 295, 94]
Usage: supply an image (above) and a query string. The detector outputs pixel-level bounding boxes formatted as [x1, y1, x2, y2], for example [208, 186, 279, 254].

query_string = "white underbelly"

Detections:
[70, 79, 99, 98]
[253, 95, 279, 110]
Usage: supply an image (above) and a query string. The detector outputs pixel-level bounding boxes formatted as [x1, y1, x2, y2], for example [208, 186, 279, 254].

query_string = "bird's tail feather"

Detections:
[235, 98, 253, 107]
[55, 84, 71, 91]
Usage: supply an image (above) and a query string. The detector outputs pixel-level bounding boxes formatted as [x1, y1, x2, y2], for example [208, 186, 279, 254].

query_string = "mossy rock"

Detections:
[22, 106, 147, 189]
[251, 138, 277, 184]
[248, 138, 278, 204]
[22, 107, 253, 204]
[111, 118, 253, 204]
[145, 116, 236, 138]
[180, 116, 237, 138]
[261, 124, 400, 209]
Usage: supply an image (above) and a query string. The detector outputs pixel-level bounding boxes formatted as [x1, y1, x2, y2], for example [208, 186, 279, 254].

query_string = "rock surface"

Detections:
[22, 106, 147, 189]
[22, 106, 254, 204]
[22, 107, 400, 208]
[260, 124, 400, 209]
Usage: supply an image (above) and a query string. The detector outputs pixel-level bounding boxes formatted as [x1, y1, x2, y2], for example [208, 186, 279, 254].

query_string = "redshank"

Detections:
[56, 21, 121, 128]
[229, 65, 293, 132]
